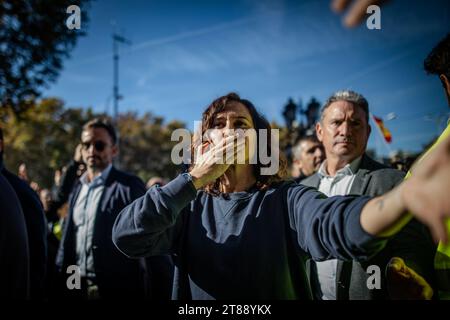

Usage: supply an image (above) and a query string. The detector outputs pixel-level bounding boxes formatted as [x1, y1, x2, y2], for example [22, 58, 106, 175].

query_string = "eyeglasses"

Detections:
[81, 141, 108, 152]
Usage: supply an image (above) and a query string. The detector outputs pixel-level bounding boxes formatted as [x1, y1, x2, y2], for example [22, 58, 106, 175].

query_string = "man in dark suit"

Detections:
[0, 128, 47, 299]
[301, 90, 436, 300]
[56, 118, 159, 299]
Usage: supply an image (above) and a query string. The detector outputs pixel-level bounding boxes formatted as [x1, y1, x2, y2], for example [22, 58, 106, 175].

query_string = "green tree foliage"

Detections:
[1, 99, 186, 189]
[118, 112, 186, 183]
[0, 0, 90, 114]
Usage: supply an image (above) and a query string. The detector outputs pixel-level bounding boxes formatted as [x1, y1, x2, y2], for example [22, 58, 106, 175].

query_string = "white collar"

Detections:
[318, 156, 362, 178]
[80, 164, 112, 187]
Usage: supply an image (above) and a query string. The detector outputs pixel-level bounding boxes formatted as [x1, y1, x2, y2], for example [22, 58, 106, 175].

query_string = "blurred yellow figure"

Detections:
[407, 124, 450, 299]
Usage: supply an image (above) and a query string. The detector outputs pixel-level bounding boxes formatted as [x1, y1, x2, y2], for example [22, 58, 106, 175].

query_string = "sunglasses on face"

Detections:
[81, 141, 108, 152]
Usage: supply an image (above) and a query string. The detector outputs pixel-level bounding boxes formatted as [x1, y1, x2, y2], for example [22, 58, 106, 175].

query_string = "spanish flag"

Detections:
[372, 115, 392, 143]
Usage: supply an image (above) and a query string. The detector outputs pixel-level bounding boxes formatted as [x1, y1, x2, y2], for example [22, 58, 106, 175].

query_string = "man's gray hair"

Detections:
[292, 135, 320, 160]
[320, 90, 369, 124]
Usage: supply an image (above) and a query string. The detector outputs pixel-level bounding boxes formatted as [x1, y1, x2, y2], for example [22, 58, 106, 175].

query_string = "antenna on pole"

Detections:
[112, 31, 131, 124]
[111, 22, 131, 168]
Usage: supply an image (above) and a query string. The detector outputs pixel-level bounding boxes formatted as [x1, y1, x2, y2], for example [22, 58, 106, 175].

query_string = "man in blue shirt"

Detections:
[56, 118, 172, 299]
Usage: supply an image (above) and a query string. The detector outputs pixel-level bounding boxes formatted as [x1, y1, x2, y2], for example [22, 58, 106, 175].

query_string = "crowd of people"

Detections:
[1, 33, 450, 301]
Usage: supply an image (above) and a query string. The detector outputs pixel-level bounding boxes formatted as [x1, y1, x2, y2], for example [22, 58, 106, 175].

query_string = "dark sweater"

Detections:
[0, 173, 30, 299]
[112, 174, 385, 299]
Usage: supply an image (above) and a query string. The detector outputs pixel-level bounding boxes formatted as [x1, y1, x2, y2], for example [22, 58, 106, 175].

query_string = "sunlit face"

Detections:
[206, 102, 256, 164]
[293, 140, 325, 177]
[39, 189, 52, 212]
[316, 100, 370, 163]
[81, 127, 118, 172]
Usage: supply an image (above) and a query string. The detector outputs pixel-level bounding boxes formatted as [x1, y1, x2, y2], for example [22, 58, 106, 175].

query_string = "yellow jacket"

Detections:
[406, 122, 450, 299]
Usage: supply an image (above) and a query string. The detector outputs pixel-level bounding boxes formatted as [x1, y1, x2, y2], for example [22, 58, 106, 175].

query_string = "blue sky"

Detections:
[44, 0, 450, 157]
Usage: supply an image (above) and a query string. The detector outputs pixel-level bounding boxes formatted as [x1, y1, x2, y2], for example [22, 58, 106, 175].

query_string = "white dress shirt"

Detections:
[315, 156, 362, 300]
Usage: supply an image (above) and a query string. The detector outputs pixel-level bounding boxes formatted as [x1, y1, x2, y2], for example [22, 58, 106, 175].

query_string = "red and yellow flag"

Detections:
[372, 115, 392, 143]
